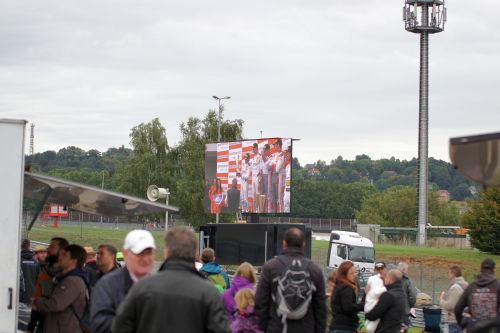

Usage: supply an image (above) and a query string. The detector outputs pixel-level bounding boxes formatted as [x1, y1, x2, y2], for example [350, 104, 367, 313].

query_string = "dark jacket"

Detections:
[32, 268, 88, 333]
[329, 283, 364, 332]
[227, 186, 240, 212]
[20, 250, 41, 304]
[365, 281, 405, 333]
[255, 247, 326, 333]
[84, 260, 100, 287]
[401, 273, 417, 315]
[455, 273, 500, 326]
[90, 265, 132, 333]
[112, 258, 231, 333]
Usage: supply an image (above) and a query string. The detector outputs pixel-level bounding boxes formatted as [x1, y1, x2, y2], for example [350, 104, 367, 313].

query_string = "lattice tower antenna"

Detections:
[29, 123, 35, 156]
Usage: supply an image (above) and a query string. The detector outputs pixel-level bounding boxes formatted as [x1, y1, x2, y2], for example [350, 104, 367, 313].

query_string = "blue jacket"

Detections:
[200, 262, 231, 289]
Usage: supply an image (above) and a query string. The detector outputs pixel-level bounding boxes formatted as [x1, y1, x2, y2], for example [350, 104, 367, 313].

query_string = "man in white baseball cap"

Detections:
[90, 230, 156, 333]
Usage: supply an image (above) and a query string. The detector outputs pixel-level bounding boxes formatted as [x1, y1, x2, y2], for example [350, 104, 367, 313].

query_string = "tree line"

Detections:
[24, 112, 477, 230]
[294, 154, 476, 202]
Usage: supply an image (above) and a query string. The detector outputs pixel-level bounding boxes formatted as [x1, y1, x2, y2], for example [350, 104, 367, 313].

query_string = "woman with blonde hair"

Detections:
[329, 261, 364, 333]
[222, 262, 257, 323]
[230, 288, 262, 333]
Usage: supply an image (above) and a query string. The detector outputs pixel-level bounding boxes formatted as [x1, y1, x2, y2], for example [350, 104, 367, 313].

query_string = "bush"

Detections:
[461, 188, 500, 254]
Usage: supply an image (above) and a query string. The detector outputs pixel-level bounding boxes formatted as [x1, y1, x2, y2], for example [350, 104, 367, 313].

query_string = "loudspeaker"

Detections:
[146, 185, 168, 202]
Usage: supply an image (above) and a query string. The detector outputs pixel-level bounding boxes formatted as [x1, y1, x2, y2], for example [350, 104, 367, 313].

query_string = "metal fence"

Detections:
[22, 212, 186, 232]
[257, 217, 356, 232]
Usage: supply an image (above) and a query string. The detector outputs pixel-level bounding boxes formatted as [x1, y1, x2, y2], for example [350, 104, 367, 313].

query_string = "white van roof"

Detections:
[330, 230, 374, 247]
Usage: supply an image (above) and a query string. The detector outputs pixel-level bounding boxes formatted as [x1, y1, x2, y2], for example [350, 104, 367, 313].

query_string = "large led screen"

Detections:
[205, 138, 292, 214]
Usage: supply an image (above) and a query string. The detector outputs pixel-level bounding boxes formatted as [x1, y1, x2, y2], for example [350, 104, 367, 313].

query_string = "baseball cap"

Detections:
[34, 245, 47, 253]
[123, 230, 156, 254]
[375, 261, 386, 270]
[481, 258, 495, 270]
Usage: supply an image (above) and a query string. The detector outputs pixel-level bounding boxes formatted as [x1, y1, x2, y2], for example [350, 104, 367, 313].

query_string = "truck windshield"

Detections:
[348, 246, 375, 263]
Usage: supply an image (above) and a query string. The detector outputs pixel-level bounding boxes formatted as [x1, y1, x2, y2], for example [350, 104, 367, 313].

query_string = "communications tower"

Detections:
[403, 0, 446, 245]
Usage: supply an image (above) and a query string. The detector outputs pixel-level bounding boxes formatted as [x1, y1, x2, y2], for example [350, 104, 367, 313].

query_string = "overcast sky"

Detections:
[1, 0, 499, 165]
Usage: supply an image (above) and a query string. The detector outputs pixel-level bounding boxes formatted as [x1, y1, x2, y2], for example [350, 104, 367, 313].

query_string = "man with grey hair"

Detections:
[91, 230, 156, 333]
[398, 262, 417, 332]
[365, 269, 406, 333]
[112, 226, 231, 333]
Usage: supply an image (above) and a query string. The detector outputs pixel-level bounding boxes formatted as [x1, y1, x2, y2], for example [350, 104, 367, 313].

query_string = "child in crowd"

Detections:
[230, 288, 262, 333]
[222, 262, 257, 323]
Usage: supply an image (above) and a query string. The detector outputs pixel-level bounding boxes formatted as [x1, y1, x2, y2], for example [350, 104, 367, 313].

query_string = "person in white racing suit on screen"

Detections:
[260, 143, 272, 213]
[270, 139, 284, 213]
[240, 153, 251, 212]
[250, 143, 262, 212]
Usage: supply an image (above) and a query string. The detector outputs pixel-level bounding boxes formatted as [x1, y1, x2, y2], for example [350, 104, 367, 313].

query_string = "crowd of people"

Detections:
[19, 227, 499, 333]
[207, 139, 292, 214]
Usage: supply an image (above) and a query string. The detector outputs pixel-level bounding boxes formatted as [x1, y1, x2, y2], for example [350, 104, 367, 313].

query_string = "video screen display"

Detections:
[205, 138, 292, 214]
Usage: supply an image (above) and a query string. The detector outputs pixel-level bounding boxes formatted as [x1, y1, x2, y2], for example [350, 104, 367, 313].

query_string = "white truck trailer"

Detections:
[0, 119, 26, 332]
[326, 230, 375, 284]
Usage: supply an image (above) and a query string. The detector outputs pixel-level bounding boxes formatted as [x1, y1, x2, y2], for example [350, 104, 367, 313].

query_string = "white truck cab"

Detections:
[326, 230, 375, 285]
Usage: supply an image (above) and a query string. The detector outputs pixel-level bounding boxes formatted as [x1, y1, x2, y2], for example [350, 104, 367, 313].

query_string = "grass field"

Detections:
[26, 224, 500, 280]
[26, 224, 168, 261]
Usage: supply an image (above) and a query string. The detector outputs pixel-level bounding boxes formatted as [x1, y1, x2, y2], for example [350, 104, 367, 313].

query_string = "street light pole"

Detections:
[212, 95, 231, 224]
[403, 0, 446, 246]
[101, 170, 104, 223]
[212, 95, 231, 142]
[165, 188, 170, 232]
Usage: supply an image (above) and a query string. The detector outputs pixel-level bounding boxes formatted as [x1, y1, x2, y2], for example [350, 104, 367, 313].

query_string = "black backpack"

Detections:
[272, 256, 316, 333]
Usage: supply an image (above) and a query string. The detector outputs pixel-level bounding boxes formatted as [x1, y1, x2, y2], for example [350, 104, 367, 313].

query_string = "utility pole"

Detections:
[212, 95, 231, 224]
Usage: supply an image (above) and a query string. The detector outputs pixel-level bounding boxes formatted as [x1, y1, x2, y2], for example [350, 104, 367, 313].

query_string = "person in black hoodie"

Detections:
[329, 261, 364, 333]
[365, 269, 405, 333]
[20, 239, 41, 305]
[255, 228, 326, 333]
[455, 258, 500, 331]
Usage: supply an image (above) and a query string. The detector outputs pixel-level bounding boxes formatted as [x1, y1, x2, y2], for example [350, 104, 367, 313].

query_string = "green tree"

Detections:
[325, 167, 344, 183]
[428, 191, 461, 226]
[375, 173, 416, 192]
[172, 109, 244, 228]
[356, 186, 417, 227]
[356, 186, 462, 227]
[450, 183, 473, 201]
[116, 118, 175, 199]
[461, 188, 500, 254]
